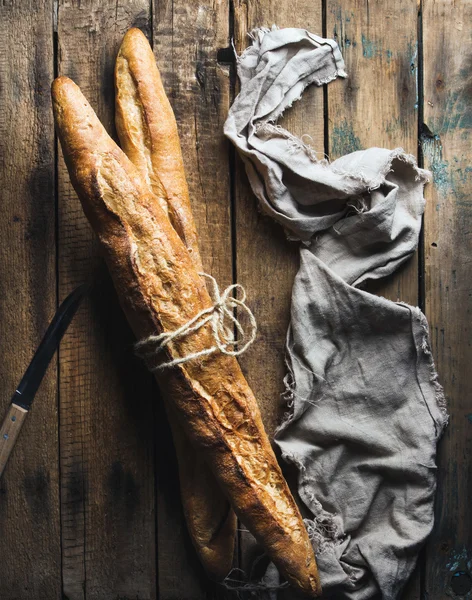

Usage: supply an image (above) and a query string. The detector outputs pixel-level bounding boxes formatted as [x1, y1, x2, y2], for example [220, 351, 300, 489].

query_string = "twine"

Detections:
[135, 273, 257, 370]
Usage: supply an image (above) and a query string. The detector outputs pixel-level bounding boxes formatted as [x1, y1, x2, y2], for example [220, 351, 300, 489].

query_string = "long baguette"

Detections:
[52, 76, 321, 597]
[115, 28, 236, 580]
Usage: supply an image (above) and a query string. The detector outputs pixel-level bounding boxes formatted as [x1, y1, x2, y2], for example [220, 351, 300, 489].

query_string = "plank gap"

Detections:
[53, 3, 64, 598]
[417, 4, 427, 598]
[0, 2, 61, 596]
[227, 0, 242, 581]
[322, 0, 329, 160]
[417, 0, 426, 316]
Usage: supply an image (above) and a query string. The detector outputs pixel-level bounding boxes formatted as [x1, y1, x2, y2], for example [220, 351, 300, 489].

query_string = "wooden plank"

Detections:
[232, 0, 323, 582]
[0, 1, 61, 599]
[56, 3, 157, 599]
[327, 3, 421, 597]
[422, 1, 472, 598]
[152, 1, 233, 597]
[327, 0, 420, 307]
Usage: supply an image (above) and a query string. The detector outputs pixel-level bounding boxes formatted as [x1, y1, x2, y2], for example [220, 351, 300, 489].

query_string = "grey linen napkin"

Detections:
[224, 27, 448, 599]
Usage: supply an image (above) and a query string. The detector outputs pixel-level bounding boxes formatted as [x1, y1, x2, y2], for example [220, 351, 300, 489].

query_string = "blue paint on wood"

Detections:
[361, 34, 378, 58]
[331, 120, 362, 157]
[421, 133, 450, 196]
[408, 40, 419, 109]
[385, 117, 404, 136]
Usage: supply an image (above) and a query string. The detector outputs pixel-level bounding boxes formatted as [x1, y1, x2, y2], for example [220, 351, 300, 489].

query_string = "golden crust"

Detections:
[168, 411, 236, 581]
[114, 29, 236, 580]
[52, 76, 321, 597]
[115, 28, 203, 272]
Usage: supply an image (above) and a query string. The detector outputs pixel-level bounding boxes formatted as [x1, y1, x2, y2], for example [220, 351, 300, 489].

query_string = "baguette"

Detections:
[165, 408, 236, 580]
[115, 28, 236, 580]
[114, 28, 202, 273]
[52, 76, 321, 597]
[167, 409, 236, 579]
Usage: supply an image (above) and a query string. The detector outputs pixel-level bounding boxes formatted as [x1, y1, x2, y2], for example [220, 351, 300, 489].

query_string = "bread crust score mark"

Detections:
[52, 75, 321, 597]
[115, 28, 202, 272]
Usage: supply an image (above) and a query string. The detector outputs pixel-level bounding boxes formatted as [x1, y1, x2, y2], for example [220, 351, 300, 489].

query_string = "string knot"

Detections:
[135, 273, 257, 370]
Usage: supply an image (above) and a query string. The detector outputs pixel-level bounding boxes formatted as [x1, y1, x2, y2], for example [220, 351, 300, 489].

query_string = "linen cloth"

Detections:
[224, 27, 448, 599]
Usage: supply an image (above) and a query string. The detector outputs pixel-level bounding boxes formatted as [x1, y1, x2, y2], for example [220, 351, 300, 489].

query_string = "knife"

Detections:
[0, 284, 89, 478]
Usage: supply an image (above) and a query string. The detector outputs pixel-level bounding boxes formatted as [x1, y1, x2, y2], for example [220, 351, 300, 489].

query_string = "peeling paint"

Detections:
[456, 166, 472, 184]
[385, 117, 404, 136]
[429, 64, 472, 132]
[444, 88, 472, 130]
[421, 127, 472, 203]
[409, 40, 419, 110]
[331, 120, 362, 157]
[444, 549, 472, 598]
[446, 548, 471, 572]
[361, 34, 379, 59]
[421, 130, 451, 196]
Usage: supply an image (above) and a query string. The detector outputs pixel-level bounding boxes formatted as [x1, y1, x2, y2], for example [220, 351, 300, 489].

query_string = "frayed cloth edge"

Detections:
[252, 124, 430, 189]
[277, 362, 347, 559]
[256, 122, 329, 164]
[410, 304, 449, 433]
[331, 147, 431, 192]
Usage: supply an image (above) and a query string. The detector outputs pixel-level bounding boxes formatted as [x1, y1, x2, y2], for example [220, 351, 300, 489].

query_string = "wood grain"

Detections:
[0, 1, 61, 598]
[0, 405, 29, 478]
[56, 2, 156, 599]
[423, 1, 472, 598]
[327, 0, 420, 307]
[152, 0, 233, 597]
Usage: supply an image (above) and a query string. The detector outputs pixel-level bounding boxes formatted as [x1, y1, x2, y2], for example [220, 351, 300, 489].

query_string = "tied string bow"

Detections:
[135, 273, 257, 370]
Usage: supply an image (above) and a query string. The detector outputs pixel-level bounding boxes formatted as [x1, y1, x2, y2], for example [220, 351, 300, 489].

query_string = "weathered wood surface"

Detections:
[0, 1, 470, 599]
[56, 2, 156, 600]
[327, 0, 419, 306]
[423, 1, 472, 598]
[0, 2, 61, 599]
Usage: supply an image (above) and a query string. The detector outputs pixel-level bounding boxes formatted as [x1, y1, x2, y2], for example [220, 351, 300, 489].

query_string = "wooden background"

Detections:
[0, 0, 470, 598]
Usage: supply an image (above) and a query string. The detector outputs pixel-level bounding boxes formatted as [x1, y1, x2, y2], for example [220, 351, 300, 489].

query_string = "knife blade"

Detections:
[0, 284, 89, 478]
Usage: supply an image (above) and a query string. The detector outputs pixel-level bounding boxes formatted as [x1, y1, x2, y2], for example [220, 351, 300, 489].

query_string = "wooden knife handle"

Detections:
[0, 404, 28, 477]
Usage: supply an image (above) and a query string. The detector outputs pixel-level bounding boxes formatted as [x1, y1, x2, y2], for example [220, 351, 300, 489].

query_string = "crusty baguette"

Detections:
[114, 28, 202, 273]
[160, 400, 236, 581]
[167, 409, 236, 579]
[52, 76, 321, 597]
[115, 28, 236, 580]
[164, 412, 236, 580]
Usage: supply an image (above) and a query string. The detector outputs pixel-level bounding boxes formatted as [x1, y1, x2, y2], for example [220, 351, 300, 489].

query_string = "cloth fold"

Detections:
[224, 26, 447, 600]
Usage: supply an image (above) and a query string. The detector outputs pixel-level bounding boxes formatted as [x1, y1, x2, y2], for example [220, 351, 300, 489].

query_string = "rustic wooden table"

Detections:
[0, 1, 470, 599]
